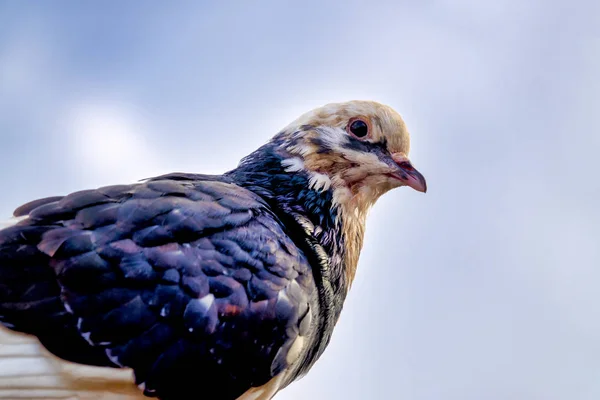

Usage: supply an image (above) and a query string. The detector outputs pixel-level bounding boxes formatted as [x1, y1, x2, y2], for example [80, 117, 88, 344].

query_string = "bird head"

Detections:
[233, 100, 427, 292]
[275, 100, 426, 212]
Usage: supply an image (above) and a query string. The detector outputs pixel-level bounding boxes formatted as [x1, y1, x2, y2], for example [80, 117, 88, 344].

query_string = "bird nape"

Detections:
[0, 100, 426, 400]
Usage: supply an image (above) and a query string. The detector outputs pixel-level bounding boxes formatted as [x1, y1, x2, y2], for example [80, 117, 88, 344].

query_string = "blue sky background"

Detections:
[1, 1, 599, 399]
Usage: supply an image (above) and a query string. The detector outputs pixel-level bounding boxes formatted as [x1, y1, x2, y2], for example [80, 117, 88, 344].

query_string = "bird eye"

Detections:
[347, 118, 369, 139]
[348, 119, 369, 138]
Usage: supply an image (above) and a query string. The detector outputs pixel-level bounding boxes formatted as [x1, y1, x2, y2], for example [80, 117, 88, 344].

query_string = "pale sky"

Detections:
[1, 1, 599, 399]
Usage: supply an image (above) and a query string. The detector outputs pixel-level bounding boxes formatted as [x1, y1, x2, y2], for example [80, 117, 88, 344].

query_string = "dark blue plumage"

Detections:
[0, 168, 325, 399]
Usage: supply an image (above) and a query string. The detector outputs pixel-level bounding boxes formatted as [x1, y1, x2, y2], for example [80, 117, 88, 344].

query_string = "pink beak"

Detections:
[390, 153, 427, 193]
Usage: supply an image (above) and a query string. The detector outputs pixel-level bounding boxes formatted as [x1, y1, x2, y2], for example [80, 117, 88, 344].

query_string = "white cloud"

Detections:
[62, 100, 168, 186]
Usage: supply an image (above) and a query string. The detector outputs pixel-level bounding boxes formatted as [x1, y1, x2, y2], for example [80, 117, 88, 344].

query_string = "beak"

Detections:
[390, 153, 427, 193]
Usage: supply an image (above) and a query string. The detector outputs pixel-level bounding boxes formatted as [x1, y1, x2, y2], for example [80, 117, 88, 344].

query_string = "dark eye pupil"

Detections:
[350, 120, 368, 137]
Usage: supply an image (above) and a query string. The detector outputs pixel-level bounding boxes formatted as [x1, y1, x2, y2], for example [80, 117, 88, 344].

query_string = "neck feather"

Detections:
[226, 143, 365, 307]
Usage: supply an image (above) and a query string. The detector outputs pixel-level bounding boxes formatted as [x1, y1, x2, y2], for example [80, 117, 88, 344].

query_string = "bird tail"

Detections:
[0, 217, 144, 399]
[0, 326, 143, 400]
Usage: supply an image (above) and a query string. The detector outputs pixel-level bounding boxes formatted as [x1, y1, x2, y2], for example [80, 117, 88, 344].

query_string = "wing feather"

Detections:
[0, 176, 317, 400]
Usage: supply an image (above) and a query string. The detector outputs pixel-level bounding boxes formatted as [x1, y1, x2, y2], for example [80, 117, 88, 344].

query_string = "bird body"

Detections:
[0, 100, 426, 399]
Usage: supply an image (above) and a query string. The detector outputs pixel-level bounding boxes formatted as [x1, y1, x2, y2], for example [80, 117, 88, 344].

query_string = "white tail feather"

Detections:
[0, 216, 144, 399]
[0, 216, 145, 399]
[0, 326, 144, 399]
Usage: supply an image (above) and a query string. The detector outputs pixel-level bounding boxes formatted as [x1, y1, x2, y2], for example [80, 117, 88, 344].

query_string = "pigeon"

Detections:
[0, 100, 426, 400]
